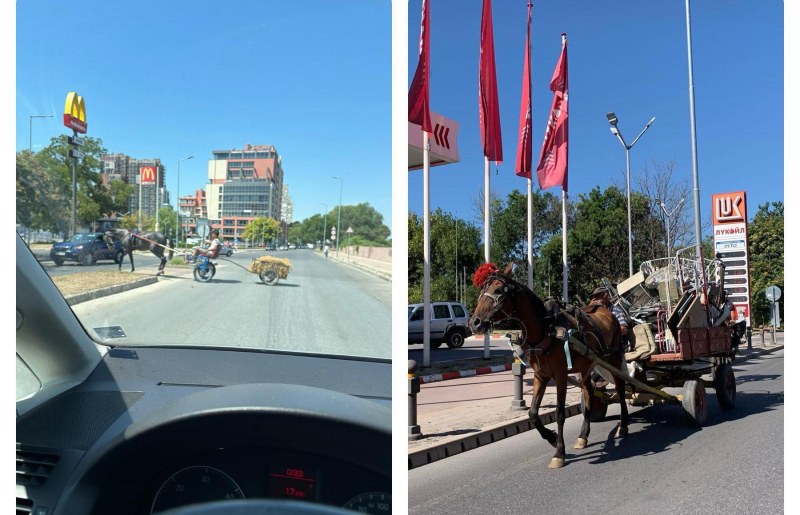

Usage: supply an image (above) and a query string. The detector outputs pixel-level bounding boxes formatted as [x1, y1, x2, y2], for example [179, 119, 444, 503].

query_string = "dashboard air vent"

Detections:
[16, 448, 60, 487]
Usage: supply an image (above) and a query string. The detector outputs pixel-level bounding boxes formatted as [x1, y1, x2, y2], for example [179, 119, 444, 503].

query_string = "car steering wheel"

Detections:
[159, 499, 355, 515]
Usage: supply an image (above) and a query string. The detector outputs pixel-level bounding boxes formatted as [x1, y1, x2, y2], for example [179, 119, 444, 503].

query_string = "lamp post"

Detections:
[332, 176, 343, 254]
[655, 197, 684, 317]
[319, 203, 327, 250]
[176, 156, 194, 247]
[606, 112, 656, 276]
[29, 114, 53, 152]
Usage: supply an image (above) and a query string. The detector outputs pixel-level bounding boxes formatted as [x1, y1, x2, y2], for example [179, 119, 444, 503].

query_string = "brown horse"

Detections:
[104, 229, 173, 276]
[468, 263, 628, 469]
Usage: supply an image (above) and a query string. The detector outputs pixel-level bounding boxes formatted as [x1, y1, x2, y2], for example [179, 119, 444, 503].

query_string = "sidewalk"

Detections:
[326, 249, 391, 280]
[408, 335, 784, 469]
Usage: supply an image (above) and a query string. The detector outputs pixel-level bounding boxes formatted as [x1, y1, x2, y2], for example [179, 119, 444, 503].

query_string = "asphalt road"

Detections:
[69, 249, 391, 359]
[409, 350, 784, 515]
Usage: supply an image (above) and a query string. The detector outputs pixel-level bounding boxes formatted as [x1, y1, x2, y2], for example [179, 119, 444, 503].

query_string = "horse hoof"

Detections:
[548, 457, 565, 469]
[574, 438, 588, 449]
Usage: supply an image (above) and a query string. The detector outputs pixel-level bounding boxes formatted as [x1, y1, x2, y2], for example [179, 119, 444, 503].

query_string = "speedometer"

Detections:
[151, 465, 245, 514]
[343, 492, 391, 514]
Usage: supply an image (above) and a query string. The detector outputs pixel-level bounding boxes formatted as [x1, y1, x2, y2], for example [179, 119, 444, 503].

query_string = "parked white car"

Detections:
[408, 301, 471, 348]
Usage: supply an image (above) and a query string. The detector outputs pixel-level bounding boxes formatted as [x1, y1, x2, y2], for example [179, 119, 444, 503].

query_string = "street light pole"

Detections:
[606, 112, 656, 276]
[29, 114, 53, 152]
[319, 203, 327, 250]
[332, 176, 343, 254]
[176, 156, 194, 247]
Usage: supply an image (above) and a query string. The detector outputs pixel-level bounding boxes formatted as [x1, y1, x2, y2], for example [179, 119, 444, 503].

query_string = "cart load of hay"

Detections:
[248, 256, 292, 279]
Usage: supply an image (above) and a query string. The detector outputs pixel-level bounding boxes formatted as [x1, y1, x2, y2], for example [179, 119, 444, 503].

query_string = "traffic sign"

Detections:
[68, 149, 83, 159]
[68, 135, 85, 147]
[765, 285, 781, 302]
[346, 226, 353, 234]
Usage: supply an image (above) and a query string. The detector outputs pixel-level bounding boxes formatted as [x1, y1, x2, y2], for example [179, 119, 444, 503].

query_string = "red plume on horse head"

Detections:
[473, 263, 499, 288]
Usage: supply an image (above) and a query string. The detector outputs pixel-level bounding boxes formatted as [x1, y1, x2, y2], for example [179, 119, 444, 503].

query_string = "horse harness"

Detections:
[480, 275, 613, 366]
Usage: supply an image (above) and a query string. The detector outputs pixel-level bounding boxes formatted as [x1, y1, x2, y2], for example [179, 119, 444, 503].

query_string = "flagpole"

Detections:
[484, 155, 491, 359]
[561, 33, 568, 303]
[423, 132, 431, 368]
[527, 178, 533, 289]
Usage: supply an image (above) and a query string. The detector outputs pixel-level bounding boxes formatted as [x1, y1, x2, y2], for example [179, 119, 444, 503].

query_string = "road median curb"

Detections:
[418, 364, 512, 384]
[65, 277, 159, 306]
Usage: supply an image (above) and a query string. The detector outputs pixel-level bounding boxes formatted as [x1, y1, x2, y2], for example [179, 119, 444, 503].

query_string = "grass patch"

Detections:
[51, 271, 150, 297]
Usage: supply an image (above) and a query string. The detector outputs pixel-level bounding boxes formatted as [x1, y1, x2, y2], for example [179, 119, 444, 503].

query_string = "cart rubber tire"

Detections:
[445, 330, 465, 349]
[581, 390, 609, 422]
[682, 379, 708, 426]
[259, 269, 279, 285]
[193, 263, 216, 283]
[80, 251, 95, 266]
[713, 362, 736, 410]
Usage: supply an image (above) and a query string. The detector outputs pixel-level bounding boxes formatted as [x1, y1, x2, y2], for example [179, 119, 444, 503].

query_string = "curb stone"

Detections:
[65, 277, 159, 306]
[408, 344, 784, 469]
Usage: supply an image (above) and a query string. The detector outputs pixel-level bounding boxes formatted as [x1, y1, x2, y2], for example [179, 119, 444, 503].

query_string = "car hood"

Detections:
[52, 241, 84, 250]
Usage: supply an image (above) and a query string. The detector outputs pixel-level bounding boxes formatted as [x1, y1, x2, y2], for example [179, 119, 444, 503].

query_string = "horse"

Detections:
[468, 263, 629, 469]
[104, 229, 173, 276]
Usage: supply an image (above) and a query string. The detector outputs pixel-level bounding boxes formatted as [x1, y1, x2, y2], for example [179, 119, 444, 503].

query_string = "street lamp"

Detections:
[319, 203, 327, 250]
[332, 176, 343, 254]
[655, 197, 684, 317]
[29, 114, 53, 151]
[176, 156, 194, 246]
[606, 112, 656, 276]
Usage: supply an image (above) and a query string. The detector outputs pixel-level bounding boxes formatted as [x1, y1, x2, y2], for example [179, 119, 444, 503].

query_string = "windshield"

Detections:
[16, 0, 391, 360]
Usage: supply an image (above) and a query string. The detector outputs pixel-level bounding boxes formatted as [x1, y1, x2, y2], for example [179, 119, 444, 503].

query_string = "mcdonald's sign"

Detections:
[63, 92, 87, 133]
[140, 166, 157, 185]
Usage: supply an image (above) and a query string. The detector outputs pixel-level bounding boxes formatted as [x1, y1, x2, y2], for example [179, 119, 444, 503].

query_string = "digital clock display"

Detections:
[269, 466, 316, 500]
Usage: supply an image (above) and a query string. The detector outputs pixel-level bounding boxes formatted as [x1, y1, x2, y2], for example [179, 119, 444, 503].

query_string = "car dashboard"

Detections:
[16, 346, 392, 515]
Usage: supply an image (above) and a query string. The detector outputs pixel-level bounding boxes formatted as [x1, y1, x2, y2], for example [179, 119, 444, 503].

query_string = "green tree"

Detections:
[408, 210, 482, 309]
[242, 217, 280, 245]
[16, 150, 69, 232]
[747, 202, 783, 326]
[336, 203, 391, 245]
[33, 135, 109, 233]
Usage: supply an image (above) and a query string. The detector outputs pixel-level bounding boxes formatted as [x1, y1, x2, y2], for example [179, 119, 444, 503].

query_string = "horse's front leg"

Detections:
[528, 374, 557, 448]
[157, 255, 166, 276]
[612, 352, 629, 438]
[129, 250, 135, 272]
[548, 374, 568, 469]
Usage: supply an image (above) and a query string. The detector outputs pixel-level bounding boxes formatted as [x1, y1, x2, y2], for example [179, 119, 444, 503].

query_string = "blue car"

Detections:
[49, 232, 124, 266]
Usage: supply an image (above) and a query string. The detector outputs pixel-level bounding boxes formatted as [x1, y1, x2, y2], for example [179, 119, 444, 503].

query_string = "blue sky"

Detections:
[15, 0, 391, 230]
[408, 0, 784, 232]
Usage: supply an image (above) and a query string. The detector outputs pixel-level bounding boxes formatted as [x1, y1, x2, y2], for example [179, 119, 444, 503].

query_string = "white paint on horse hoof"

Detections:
[574, 438, 587, 449]
[548, 457, 565, 469]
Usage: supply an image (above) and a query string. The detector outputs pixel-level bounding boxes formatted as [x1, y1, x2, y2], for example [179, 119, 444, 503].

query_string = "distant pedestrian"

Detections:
[324, 244, 329, 258]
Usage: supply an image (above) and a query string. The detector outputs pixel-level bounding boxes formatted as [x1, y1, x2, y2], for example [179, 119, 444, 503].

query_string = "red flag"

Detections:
[479, 0, 502, 162]
[409, 0, 432, 133]
[515, 2, 533, 178]
[536, 35, 569, 191]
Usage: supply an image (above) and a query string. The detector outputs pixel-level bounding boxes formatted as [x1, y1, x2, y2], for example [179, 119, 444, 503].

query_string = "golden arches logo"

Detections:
[140, 166, 156, 185]
[63, 92, 87, 133]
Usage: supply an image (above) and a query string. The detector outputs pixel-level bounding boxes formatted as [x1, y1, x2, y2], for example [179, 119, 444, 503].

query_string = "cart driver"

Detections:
[589, 286, 630, 340]
[189, 230, 221, 261]
[589, 285, 631, 388]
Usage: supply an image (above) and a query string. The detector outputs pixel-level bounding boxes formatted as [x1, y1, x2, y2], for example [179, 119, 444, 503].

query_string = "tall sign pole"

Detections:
[63, 92, 87, 237]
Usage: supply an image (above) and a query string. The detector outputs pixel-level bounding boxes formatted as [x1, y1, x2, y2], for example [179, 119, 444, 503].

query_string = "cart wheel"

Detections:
[580, 389, 608, 422]
[259, 269, 279, 285]
[713, 362, 736, 410]
[193, 263, 216, 283]
[682, 379, 708, 426]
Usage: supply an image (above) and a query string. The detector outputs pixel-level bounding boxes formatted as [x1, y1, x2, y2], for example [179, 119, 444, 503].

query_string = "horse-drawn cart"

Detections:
[468, 248, 744, 469]
[247, 256, 292, 285]
[572, 247, 743, 426]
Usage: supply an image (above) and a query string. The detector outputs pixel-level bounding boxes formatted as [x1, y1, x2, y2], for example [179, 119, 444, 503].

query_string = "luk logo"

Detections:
[714, 194, 745, 223]
[140, 166, 156, 185]
[63, 92, 87, 134]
